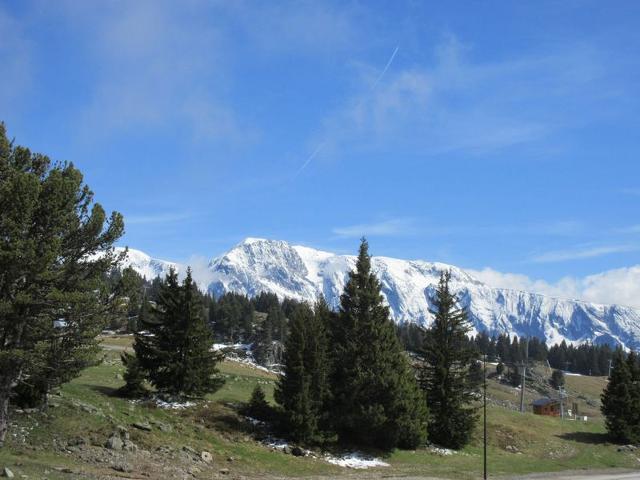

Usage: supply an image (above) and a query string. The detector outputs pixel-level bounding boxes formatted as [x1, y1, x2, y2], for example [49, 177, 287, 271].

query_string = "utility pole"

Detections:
[519, 338, 529, 413]
[483, 353, 487, 480]
[558, 386, 567, 420]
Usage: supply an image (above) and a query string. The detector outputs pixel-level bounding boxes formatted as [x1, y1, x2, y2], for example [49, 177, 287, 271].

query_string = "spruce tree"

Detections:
[134, 268, 224, 398]
[420, 271, 478, 449]
[0, 123, 124, 445]
[245, 384, 272, 421]
[275, 303, 330, 443]
[601, 350, 639, 443]
[330, 239, 427, 450]
[119, 352, 148, 398]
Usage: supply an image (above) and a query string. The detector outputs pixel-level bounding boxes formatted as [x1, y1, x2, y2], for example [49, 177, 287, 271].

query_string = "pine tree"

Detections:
[275, 301, 331, 443]
[245, 385, 272, 421]
[275, 304, 319, 443]
[330, 239, 427, 450]
[624, 351, 640, 442]
[119, 352, 148, 398]
[420, 271, 478, 449]
[0, 123, 124, 445]
[134, 268, 224, 398]
[601, 350, 640, 443]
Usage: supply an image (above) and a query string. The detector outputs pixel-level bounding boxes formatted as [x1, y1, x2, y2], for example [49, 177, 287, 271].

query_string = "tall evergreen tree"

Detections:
[275, 304, 318, 443]
[330, 239, 427, 450]
[133, 268, 224, 398]
[601, 350, 640, 443]
[420, 271, 478, 449]
[0, 123, 124, 445]
[118, 352, 147, 398]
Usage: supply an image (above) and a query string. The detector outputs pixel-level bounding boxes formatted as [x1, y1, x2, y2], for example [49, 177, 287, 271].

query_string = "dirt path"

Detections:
[505, 469, 640, 480]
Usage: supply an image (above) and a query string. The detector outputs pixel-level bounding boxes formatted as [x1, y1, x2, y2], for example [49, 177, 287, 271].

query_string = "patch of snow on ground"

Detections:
[324, 452, 389, 469]
[264, 437, 290, 451]
[245, 416, 266, 427]
[428, 446, 455, 456]
[563, 371, 583, 376]
[212, 342, 282, 374]
[154, 398, 195, 409]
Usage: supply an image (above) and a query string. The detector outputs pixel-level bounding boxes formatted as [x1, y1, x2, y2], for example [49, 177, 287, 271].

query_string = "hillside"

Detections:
[116, 238, 640, 350]
[1, 336, 639, 479]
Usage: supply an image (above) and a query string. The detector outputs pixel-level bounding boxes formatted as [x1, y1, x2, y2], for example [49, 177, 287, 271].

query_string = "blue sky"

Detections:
[1, 1, 640, 306]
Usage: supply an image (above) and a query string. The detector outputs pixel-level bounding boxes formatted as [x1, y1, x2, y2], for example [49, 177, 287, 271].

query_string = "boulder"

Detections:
[132, 422, 152, 431]
[105, 434, 123, 451]
[291, 446, 305, 457]
[200, 451, 213, 463]
[2, 467, 14, 478]
[123, 439, 138, 452]
[111, 462, 132, 473]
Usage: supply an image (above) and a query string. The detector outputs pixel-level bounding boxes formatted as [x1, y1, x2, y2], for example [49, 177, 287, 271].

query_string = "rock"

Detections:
[132, 422, 152, 431]
[2, 467, 14, 478]
[62, 468, 72, 473]
[150, 419, 172, 432]
[219, 468, 230, 475]
[505, 445, 519, 453]
[200, 451, 213, 463]
[183, 445, 198, 456]
[123, 440, 138, 452]
[226, 456, 235, 462]
[111, 462, 132, 473]
[53, 467, 73, 473]
[617, 445, 635, 452]
[67, 437, 87, 447]
[105, 434, 123, 451]
[291, 446, 305, 457]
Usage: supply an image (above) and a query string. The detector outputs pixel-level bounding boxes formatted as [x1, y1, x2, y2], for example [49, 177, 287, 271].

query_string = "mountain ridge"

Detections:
[115, 239, 640, 349]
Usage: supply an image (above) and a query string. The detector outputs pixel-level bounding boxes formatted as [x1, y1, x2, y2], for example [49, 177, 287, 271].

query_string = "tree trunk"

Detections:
[0, 383, 10, 447]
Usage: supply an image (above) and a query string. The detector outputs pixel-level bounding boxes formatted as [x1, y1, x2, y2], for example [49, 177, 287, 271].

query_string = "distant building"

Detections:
[532, 397, 561, 416]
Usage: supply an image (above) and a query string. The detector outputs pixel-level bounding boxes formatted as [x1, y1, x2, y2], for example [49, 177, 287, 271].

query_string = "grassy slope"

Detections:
[0, 336, 638, 479]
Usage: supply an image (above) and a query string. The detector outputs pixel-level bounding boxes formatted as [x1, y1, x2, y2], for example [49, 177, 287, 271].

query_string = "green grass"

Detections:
[0, 343, 638, 479]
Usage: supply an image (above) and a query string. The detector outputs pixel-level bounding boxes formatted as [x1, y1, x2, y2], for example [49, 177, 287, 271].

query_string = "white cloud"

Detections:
[531, 244, 639, 263]
[469, 266, 640, 309]
[47, 1, 251, 144]
[317, 34, 615, 158]
[333, 218, 416, 238]
[183, 254, 216, 291]
[469, 268, 581, 299]
[580, 266, 640, 308]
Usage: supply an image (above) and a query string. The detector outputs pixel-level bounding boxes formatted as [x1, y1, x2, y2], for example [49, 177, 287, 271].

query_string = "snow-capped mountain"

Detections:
[116, 247, 179, 281]
[122, 238, 640, 349]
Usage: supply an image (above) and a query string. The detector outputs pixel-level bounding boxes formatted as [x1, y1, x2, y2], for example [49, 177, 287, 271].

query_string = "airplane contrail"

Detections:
[371, 45, 399, 91]
[292, 142, 325, 179]
[293, 45, 399, 178]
